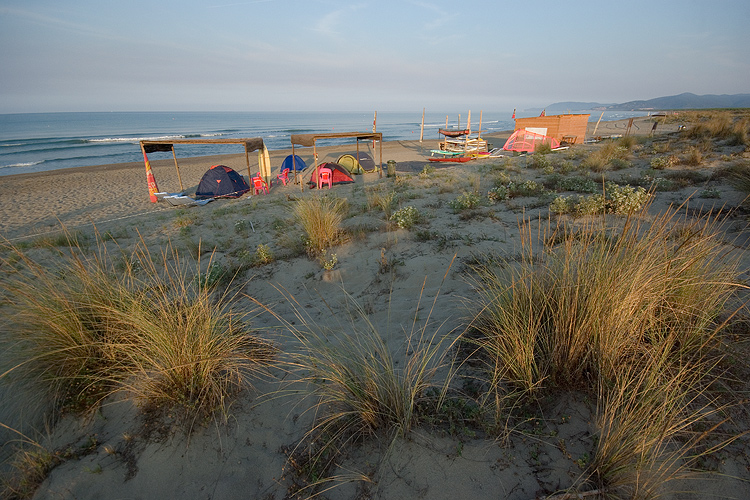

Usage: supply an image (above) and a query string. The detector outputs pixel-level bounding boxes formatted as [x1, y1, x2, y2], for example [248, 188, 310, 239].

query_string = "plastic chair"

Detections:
[276, 168, 290, 186]
[318, 167, 332, 189]
[252, 175, 268, 195]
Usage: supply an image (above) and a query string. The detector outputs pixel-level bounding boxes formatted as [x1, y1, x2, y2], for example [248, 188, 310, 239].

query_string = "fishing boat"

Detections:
[438, 128, 470, 138]
[428, 155, 474, 163]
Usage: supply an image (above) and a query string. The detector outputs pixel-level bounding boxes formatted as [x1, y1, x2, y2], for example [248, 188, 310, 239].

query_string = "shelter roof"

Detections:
[290, 132, 382, 147]
[140, 137, 264, 154]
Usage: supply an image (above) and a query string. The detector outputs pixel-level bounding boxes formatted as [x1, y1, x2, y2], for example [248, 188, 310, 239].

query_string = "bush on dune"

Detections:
[463, 205, 742, 495]
[0, 233, 276, 425]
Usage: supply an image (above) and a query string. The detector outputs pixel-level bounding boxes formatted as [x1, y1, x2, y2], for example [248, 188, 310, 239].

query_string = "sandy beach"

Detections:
[2, 114, 749, 500]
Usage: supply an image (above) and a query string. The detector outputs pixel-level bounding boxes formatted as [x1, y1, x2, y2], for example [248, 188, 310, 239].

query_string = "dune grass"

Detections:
[366, 186, 398, 220]
[589, 347, 726, 499]
[463, 203, 743, 494]
[0, 232, 276, 425]
[292, 194, 348, 257]
[467, 205, 738, 398]
[262, 262, 457, 497]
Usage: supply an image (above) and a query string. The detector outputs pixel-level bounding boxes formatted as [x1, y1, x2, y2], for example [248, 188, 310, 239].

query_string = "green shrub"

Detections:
[487, 186, 508, 203]
[549, 195, 573, 215]
[553, 175, 599, 194]
[650, 155, 678, 170]
[606, 183, 651, 214]
[253, 244, 274, 265]
[390, 206, 421, 229]
[449, 192, 482, 212]
[548, 183, 650, 216]
[529, 153, 551, 170]
[509, 180, 544, 197]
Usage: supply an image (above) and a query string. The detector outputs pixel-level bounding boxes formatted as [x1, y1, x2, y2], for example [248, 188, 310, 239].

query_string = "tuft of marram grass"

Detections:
[366, 187, 398, 220]
[0, 232, 276, 425]
[292, 195, 347, 256]
[262, 262, 457, 496]
[463, 204, 743, 497]
[465, 202, 740, 399]
[590, 345, 727, 499]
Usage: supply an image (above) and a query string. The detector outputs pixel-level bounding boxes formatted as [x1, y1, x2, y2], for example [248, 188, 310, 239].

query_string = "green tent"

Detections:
[337, 151, 376, 174]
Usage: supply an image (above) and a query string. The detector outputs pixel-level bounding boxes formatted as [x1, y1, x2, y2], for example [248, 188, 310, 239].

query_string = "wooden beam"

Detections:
[171, 146, 184, 192]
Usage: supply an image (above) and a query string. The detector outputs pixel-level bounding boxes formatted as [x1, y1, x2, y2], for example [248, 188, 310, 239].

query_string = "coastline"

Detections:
[0, 116, 674, 241]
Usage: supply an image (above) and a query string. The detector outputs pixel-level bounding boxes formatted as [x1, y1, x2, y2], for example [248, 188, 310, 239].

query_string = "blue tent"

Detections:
[195, 165, 250, 199]
[280, 154, 307, 172]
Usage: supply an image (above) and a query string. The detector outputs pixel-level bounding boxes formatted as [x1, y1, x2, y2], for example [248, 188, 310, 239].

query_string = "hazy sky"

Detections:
[1, 0, 748, 114]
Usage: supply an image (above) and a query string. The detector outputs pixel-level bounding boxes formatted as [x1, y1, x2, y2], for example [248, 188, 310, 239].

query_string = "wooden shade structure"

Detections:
[513, 114, 590, 145]
[140, 138, 264, 194]
[290, 131, 383, 190]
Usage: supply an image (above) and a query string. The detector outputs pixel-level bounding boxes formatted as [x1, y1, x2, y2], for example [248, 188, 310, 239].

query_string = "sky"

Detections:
[0, 0, 748, 114]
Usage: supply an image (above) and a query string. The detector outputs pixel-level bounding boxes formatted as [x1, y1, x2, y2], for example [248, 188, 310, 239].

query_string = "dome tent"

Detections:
[308, 163, 354, 188]
[195, 165, 250, 199]
[280, 154, 308, 172]
[336, 151, 376, 174]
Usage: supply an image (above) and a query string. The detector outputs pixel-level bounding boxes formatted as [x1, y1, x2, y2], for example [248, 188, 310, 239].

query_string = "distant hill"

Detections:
[542, 93, 750, 113]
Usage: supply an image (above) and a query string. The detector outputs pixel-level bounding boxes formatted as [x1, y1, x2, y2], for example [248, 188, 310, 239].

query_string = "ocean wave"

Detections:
[1, 143, 27, 147]
[2, 160, 44, 168]
[86, 135, 186, 143]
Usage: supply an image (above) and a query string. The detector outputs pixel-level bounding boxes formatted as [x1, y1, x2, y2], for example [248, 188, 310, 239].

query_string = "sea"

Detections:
[0, 110, 649, 177]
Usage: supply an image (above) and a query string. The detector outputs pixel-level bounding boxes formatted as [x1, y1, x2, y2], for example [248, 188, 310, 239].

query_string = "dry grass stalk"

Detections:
[467, 204, 739, 398]
[366, 187, 398, 220]
[292, 195, 347, 256]
[260, 259, 458, 496]
[590, 345, 729, 499]
[0, 231, 276, 426]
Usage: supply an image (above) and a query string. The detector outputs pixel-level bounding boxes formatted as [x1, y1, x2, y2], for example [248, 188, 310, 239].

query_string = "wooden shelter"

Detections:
[139, 138, 265, 200]
[513, 114, 590, 145]
[290, 132, 383, 190]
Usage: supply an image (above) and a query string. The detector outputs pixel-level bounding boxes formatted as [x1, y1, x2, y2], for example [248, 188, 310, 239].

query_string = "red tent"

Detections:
[502, 129, 560, 153]
[308, 162, 354, 188]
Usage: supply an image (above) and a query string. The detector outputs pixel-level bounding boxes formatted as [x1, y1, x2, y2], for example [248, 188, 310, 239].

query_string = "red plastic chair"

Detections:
[276, 168, 290, 186]
[252, 175, 269, 195]
[318, 167, 332, 189]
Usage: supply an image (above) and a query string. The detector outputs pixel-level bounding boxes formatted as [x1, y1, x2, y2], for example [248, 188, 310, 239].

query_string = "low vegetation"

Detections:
[292, 194, 348, 256]
[463, 205, 741, 496]
[0, 234, 276, 425]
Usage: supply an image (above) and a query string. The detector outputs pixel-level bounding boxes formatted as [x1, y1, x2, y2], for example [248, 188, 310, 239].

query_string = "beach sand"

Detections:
[1, 115, 748, 500]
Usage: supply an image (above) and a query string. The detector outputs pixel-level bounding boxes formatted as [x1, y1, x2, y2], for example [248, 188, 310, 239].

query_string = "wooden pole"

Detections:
[420, 108, 425, 142]
[478, 110, 483, 139]
[171, 146, 184, 192]
[379, 135, 383, 178]
[466, 110, 471, 153]
[372, 111, 377, 149]
[356, 138, 360, 175]
[313, 140, 318, 191]
[592, 112, 605, 136]
[243, 144, 252, 190]
[292, 144, 298, 187]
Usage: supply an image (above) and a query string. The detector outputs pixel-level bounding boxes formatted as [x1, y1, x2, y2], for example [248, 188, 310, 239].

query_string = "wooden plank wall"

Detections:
[514, 114, 590, 144]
